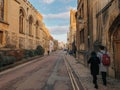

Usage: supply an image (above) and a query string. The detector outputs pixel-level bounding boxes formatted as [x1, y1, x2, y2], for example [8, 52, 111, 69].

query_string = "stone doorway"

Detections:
[113, 26, 120, 79]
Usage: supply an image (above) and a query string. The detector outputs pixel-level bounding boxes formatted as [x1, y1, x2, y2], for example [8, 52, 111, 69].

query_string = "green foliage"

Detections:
[24, 49, 33, 58]
[0, 45, 45, 68]
[0, 53, 16, 67]
[36, 45, 45, 55]
[23, 49, 29, 58]
[24, 49, 38, 58]
[28, 50, 35, 57]
[34, 50, 38, 56]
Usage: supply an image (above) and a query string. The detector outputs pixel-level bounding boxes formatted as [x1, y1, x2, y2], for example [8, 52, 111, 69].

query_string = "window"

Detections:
[29, 16, 33, 36]
[0, 0, 4, 20]
[19, 9, 24, 33]
[0, 31, 3, 44]
[80, 29, 84, 43]
[36, 21, 39, 38]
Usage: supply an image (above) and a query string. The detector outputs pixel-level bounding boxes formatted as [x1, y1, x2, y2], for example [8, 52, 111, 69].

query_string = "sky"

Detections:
[29, 0, 77, 43]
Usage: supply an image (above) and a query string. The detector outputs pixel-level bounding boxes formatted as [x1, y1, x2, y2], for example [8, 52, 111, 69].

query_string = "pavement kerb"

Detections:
[64, 55, 86, 90]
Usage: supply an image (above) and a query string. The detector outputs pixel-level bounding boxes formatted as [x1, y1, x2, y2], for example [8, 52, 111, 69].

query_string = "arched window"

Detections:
[29, 16, 33, 36]
[19, 9, 24, 33]
[0, 0, 4, 20]
[36, 21, 39, 38]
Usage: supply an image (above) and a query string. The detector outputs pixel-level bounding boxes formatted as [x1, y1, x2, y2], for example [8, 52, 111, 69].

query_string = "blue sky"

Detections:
[29, 0, 77, 42]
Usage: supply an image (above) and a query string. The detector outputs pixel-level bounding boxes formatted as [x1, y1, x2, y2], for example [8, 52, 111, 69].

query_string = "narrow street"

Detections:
[0, 51, 120, 90]
[0, 0, 120, 90]
[0, 51, 72, 90]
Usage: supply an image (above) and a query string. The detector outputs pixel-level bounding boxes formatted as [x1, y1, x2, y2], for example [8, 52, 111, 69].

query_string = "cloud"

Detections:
[48, 25, 69, 35]
[42, 0, 54, 4]
[47, 25, 69, 42]
[53, 34, 67, 42]
[58, 0, 74, 3]
[43, 11, 70, 19]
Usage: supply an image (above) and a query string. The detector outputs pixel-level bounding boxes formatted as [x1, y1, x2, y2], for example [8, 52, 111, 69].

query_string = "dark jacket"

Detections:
[88, 56, 100, 75]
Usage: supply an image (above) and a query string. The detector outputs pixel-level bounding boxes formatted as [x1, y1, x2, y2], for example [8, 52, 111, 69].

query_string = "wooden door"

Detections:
[114, 41, 120, 79]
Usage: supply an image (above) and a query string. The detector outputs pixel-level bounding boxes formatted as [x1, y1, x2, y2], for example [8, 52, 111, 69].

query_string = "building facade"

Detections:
[76, 0, 89, 65]
[53, 40, 58, 51]
[76, 0, 120, 79]
[93, 0, 120, 79]
[0, 0, 50, 53]
[49, 35, 54, 53]
[42, 24, 51, 54]
[67, 9, 76, 51]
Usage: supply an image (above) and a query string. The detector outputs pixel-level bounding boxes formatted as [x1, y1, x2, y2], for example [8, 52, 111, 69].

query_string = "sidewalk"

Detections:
[65, 55, 120, 90]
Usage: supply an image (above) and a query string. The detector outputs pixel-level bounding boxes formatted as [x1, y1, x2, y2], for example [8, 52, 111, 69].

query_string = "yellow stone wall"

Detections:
[0, 0, 50, 52]
[68, 9, 76, 50]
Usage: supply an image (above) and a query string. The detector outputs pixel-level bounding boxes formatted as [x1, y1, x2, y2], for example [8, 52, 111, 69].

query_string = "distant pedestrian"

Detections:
[47, 50, 49, 55]
[97, 45, 109, 86]
[88, 51, 100, 89]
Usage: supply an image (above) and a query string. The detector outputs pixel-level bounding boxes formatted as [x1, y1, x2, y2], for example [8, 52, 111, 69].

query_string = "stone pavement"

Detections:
[65, 54, 120, 90]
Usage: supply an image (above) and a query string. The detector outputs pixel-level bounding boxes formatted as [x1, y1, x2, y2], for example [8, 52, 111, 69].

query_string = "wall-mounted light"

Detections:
[75, 12, 85, 24]
[78, 16, 84, 24]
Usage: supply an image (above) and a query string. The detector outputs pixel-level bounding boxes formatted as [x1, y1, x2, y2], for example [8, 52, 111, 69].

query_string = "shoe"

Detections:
[94, 85, 98, 89]
[93, 80, 95, 84]
[103, 83, 107, 86]
[103, 84, 107, 86]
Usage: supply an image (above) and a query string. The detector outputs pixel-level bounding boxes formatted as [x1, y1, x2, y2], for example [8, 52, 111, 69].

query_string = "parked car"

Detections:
[63, 49, 67, 51]
[69, 50, 74, 55]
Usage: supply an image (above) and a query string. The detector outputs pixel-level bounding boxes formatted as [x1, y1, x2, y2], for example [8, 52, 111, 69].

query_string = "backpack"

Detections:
[101, 52, 110, 66]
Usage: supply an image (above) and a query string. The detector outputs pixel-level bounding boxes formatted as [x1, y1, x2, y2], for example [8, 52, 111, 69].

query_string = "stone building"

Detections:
[0, 0, 50, 52]
[41, 24, 51, 54]
[53, 40, 58, 51]
[49, 35, 54, 53]
[67, 9, 76, 51]
[76, 0, 89, 65]
[92, 0, 120, 79]
[76, 0, 120, 79]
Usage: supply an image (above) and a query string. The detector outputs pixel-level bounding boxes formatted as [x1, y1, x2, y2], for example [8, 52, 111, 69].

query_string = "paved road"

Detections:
[0, 51, 72, 90]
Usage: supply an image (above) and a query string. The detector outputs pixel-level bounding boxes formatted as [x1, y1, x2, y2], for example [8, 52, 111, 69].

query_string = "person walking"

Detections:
[97, 45, 109, 86]
[47, 50, 49, 55]
[88, 51, 100, 89]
